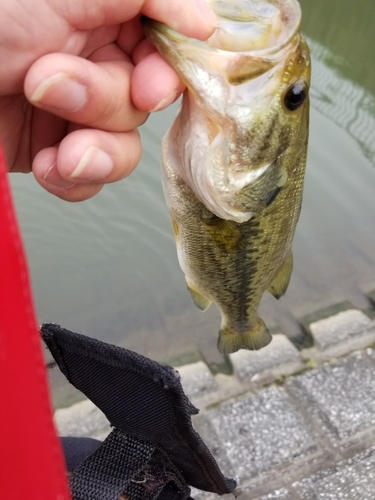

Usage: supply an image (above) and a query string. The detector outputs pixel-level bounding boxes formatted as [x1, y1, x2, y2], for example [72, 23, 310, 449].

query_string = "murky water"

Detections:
[10, 0, 375, 404]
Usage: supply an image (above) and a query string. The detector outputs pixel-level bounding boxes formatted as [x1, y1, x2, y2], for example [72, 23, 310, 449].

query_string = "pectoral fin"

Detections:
[268, 253, 293, 299]
[186, 282, 212, 311]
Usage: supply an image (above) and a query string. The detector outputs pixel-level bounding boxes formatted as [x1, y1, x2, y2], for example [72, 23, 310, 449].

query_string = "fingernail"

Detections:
[195, 0, 218, 28]
[30, 72, 87, 113]
[43, 163, 76, 190]
[150, 90, 180, 112]
[70, 147, 113, 180]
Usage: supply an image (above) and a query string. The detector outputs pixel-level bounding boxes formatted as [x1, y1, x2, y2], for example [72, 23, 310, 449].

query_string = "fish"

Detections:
[142, 0, 311, 354]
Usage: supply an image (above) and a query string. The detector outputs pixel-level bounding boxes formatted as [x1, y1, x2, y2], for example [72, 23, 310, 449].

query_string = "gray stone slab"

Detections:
[286, 352, 375, 445]
[202, 386, 317, 482]
[364, 346, 375, 364]
[54, 398, 111, 441]
[191, 487, 293, 500]
[254, 489, 292, 500]
[192, 411, 235, 479]
[309, 309, 375, 359]
[230, 334, 303, 385]
[188, 488, 219, 500]
[177, 361, 218, 401]
[293, 447, 375, 500]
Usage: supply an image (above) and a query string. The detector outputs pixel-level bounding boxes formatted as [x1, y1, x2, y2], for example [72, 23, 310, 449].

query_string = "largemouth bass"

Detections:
[142, 0, 310, 354]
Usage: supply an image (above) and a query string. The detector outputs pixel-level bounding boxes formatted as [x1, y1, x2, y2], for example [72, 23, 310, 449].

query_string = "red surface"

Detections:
[0, 144, 70, 499]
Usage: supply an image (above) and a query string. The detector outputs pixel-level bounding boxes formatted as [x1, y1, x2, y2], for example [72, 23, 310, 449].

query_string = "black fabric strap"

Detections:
[42, 324, 236, 499]
[124, 444, 191, 500]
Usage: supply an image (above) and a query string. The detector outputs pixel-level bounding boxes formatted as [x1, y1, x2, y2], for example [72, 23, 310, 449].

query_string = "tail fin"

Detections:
[217, 318, 272, 354]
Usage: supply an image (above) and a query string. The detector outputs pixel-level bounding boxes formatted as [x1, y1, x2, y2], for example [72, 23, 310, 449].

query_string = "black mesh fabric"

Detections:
[42, 324, 236, 498]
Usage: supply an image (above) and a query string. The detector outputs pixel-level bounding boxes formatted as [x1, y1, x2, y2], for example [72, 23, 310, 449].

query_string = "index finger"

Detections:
[58, 0, 217, 40]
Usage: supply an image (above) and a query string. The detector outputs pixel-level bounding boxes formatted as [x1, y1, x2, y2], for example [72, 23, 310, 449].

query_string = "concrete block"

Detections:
[177, 361, 218, 402]
[308, 309, 375, 359]
[286, 352, 375, 445]
[293, 447, 375, 499]
[189, 487, 294, 500]
[54, 398, 111, 441]
[192, 411, 236, 481]
[189, 488, 225, 500]
[190, 483, 293, 499]
[230, 334, 303, 385]
[200, 387, 317, 482]
[254, 489, 292, 500]
[365, 347, 375, 367]
[221, 487, 293, 500]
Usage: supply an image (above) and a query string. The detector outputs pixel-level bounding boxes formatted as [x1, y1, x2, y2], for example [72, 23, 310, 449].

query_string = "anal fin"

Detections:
[186, 282, 211, 311]
[268, 253, 293, 300]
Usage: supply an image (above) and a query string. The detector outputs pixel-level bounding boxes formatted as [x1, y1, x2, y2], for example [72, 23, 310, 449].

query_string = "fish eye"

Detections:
[284, 81, 308, 111]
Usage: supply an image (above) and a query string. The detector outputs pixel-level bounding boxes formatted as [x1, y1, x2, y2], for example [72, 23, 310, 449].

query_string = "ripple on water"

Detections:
[10, 36, 375, 367]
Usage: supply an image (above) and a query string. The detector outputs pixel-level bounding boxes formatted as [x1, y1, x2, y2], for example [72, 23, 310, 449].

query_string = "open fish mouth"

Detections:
[143, 0, 301, 52]
[142, 0, 308, 222]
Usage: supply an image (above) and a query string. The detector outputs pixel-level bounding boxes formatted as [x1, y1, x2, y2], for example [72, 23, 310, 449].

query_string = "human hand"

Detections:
[0, 0, 216, 200]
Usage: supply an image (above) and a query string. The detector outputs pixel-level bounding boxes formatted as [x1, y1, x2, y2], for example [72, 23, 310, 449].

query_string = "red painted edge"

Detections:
[0, 144, 70, 499]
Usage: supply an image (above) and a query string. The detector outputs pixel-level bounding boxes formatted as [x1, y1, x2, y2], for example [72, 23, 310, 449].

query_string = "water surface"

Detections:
[10, 0, 375, 405]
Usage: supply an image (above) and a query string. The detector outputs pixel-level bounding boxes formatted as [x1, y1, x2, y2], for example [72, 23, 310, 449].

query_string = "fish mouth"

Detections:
[142, 0, 301, 64]
[142, 1, 301, 93]
[142, 1, 304, 223]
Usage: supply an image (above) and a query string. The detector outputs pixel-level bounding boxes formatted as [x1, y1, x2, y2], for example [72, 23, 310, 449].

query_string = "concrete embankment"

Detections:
[55, 308, 375, 499]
